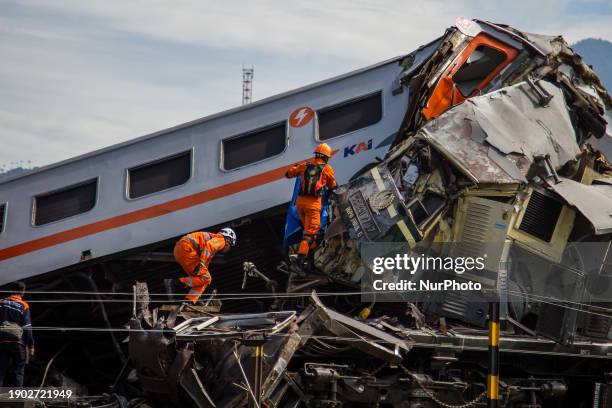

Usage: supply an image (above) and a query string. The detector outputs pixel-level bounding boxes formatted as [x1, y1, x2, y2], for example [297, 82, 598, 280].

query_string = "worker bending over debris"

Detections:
[165, 228, 237, 303]
[0, 281, 34, 387]
[285, 143, 336, 273]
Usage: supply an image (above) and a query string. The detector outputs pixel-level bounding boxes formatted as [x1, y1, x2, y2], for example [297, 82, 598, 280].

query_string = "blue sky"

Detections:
[1, 0, 612, 170]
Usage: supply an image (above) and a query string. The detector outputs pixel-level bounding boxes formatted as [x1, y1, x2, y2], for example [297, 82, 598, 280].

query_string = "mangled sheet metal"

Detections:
[548, 177, 612, 235]
[310, 292, 410, 363]
[173, 311, 296, 340]
[123, 18, 612, 408]
[314, 15, 612, 367]
[130, 286, 612, 408]
[417, 80, 580, 184]
[594, 111, 612, 158]
[129, 286, 422, 407]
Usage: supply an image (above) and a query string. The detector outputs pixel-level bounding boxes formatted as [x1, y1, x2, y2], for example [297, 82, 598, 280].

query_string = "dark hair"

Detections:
[3, 281, 26, 295]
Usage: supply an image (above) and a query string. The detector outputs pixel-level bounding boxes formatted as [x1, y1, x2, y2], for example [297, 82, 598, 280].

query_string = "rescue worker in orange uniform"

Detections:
[165, 228, 237, 303]
[285, 143, 336, 272]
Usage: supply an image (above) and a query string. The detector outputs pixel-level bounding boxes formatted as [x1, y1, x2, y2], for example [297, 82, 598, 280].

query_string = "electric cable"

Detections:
[233, 343, 261, 408]
[10, 289, 612, 316]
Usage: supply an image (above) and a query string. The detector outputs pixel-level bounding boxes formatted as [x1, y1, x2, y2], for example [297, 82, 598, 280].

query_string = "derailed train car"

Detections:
[123, 19, 612, 408]
[1, 17, 612, 408]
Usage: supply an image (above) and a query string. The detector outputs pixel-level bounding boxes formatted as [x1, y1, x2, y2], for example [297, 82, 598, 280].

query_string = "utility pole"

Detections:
[242, 66, 254, 105]
[243, 334, 266, 408]
[488, 240, 509, 407]
[487, 301, 500, 407]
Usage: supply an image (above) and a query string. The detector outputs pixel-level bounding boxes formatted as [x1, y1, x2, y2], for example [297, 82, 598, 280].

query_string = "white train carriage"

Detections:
[0, 55, 418, 284]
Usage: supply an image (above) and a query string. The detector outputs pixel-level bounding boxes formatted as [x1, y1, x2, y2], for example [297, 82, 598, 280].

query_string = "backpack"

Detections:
[299, 163, 325, 196]
[0, 321, 23, 341]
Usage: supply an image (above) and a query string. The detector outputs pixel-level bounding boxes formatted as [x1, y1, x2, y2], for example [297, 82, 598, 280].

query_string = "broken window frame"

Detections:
[32, 178, 98, 227]
[221, 121, 288, 171]
[403, 192, 447, 231]
[0, 202, 6, 234]
[449, 34, 518, 97]
[452, 44, 508, 97]
[126, 149, 193, 200]
[422, 33, 518, 120]
[173, 311, 296, 340]
[316, 91, 383, 141]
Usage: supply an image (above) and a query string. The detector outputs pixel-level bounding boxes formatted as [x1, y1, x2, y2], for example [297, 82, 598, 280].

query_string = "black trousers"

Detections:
[0, 344, 26, 387]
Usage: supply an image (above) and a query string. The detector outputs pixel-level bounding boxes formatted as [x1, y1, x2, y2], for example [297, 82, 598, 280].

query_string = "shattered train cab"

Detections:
[311, 19, 612, 407]
[124, 20, 612, 408]
[323, 18, 612, 292]
[329, 78, 612, 329]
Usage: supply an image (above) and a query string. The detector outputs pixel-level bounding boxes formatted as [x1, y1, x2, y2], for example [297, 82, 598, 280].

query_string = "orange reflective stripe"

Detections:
[185, 235, 201, 253]
[6, 295, 29, 310]
[209, 238, 223, 252]
[181, 276, 210, 287]
[185, 285, 207, 303]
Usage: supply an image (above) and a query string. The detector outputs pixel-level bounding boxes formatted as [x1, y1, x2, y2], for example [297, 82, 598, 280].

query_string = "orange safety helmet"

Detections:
[314, 143, 333, 158]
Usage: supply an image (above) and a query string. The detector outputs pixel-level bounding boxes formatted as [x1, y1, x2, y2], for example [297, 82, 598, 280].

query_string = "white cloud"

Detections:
[16, 0, 612, 60]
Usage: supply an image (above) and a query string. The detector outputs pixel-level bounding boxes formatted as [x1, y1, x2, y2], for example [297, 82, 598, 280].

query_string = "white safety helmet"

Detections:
[219, 227, 237, 246]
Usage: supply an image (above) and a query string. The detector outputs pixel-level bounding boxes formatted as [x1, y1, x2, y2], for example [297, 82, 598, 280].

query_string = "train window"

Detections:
[453, 45, 506, 97]
[34, 179, 97, 226]
[405, 193, 446, 229]
[128, 151, 192, 199]
[318, 92, 382, 140]
[0, 203, 5, 233]
[222, 122, 286, 170]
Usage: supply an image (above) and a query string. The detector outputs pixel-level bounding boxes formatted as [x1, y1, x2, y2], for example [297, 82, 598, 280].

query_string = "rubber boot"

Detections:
[290, 255, 307, 278]
[305, 251, 316, 274]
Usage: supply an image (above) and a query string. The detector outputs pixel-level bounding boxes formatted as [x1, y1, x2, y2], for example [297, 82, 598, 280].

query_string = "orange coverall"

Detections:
[286, 158, 337, 256]
[173, 231, 226, 303]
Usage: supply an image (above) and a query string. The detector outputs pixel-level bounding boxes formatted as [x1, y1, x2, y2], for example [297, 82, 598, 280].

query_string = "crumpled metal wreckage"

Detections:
[128, 19, 612, 407]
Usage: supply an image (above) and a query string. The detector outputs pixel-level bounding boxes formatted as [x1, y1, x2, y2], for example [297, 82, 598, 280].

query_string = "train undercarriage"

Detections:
[9, 211, 612, 408]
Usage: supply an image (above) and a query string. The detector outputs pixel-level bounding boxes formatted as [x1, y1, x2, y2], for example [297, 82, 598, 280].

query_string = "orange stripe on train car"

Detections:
[0, 163, 294, 262]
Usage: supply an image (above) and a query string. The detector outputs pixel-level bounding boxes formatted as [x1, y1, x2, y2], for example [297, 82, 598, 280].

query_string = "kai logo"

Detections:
[344, 139, 372, 157]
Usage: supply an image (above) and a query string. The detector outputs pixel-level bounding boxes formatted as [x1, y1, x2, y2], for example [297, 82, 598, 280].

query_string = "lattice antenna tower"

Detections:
[242, 66, 254, 105]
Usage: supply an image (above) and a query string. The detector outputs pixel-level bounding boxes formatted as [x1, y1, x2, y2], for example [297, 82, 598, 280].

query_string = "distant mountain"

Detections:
[0, 167, 36, 181]
[572, 38, 612, 91]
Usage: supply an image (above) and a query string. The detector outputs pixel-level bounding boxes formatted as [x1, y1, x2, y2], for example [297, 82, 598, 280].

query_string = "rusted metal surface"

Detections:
[418, 81, 581, 185]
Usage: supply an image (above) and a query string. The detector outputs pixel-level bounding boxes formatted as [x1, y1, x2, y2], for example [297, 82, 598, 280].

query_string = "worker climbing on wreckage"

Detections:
[285, 143, 336, 274]
[165, 228, 237, 303]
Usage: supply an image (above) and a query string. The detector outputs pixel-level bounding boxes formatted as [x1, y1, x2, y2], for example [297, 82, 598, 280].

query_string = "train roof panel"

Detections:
[0, 55, 405, 186]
